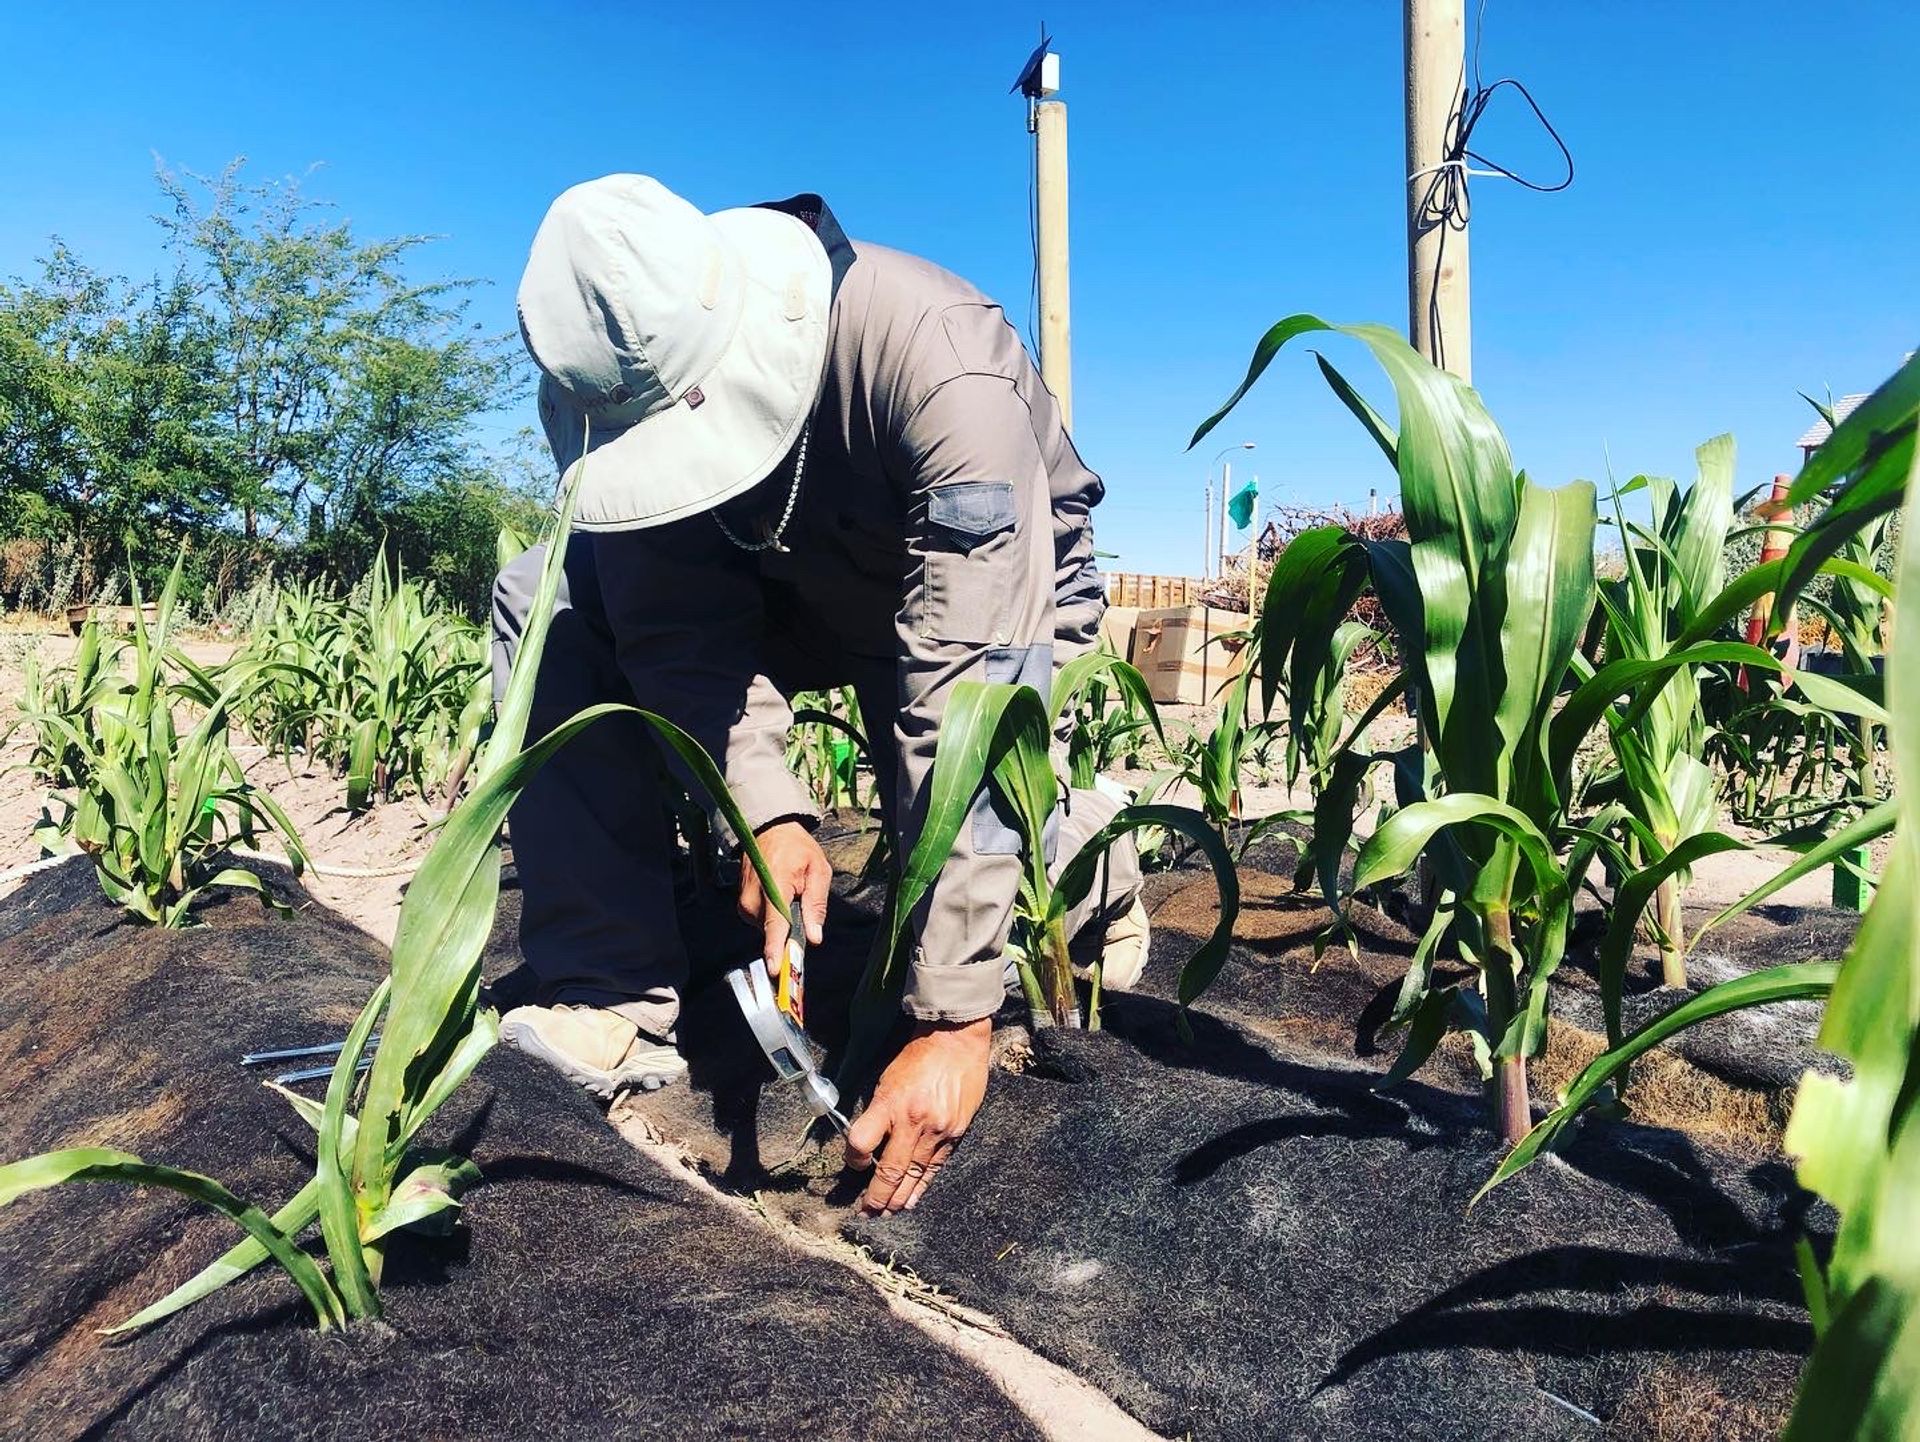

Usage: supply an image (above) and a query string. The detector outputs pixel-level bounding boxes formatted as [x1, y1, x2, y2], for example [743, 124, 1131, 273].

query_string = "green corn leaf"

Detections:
[1476, 961, 1840, 1204]
[1259, 524, 1371, 723]
[989, 686, 1061, 896]
[395, 1007, 500, 1158]
[1788, 669, 1888, 725]
[1774, 425, 1920, 1442]
[319, 978, 390, 1319]
[1389, 891, 1457, 1027]
[1311, 352, 1399, 468]
[1379, 984, 1455, 1090]
[1050, 801, 1241, 1013]
[106, 1176, 324, 1334]
[346, 717, 381, 812]
[354, 470, 586, 1218]
[1776, 474, 1909, 635]
[838, 680, 1040, 1088]
[1353, 792, 1562, 907]
[362, 1155, 483, 1242]
[1050, 652, 1166, 753]
[0, 1148, 346, 1331]
[791, 708, 877, 770]
[865, 680, 1032, 990]
[1692, 800, 1897, 944]
[1550, 642, 1782, 793]
[196, 866, 292, 918]
[1495, 477, 1596, 810]
[1776, 352, 1919, 513]
[1597, 832, 1749, 1047]
[497, 522, 533, 571]
[1785, 1278, 1920, 1442]
[1667, 436, 1736, 618]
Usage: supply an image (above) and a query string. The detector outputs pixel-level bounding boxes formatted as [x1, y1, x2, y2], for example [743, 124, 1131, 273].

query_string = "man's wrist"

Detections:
[913, 1014, 993, 1035]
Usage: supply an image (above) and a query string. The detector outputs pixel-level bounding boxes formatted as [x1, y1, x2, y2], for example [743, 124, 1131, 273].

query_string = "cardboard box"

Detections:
[1098, 605, 1141, 664]
[1132, 605, 1250, 705]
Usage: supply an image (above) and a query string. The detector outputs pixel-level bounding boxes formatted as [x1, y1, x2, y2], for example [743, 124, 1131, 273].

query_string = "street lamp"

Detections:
[1205, 442, 1256, 579]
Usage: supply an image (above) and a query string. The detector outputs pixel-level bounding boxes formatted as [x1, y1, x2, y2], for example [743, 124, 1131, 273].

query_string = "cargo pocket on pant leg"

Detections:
[972, 641, 1059, 857]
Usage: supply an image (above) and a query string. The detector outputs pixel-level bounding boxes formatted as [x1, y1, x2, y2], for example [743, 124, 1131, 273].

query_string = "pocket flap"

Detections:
[927, 481, 1017, 547]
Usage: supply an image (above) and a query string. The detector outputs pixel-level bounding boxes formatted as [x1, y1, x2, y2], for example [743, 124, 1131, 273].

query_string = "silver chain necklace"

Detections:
[713, 422, 810, 554]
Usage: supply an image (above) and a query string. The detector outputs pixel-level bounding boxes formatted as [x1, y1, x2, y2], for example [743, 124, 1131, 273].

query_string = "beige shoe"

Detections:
[499, 1003, 687, 1099]
[1098, 896, 1152, 991]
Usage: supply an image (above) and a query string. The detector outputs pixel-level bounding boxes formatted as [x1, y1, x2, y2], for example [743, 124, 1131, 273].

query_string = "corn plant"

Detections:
[231, 579, 340, 759]
[1058, 643, 1160, 788]
[0, 443, 802, 1328]
[333, 555, 490, 812]
[7, 621, 128, 792]
[0, 452, 804, 1330]
[1479, 354, 1920, 1437]
[788, 687, 874, 814]
[1162, 639, 1314, 859]
[839, 675, 1232, 1098]
[1579, 439, 1737, 986]
[1702, 668, 1856, 827]
[28, 563, 307, 925]
[1202, 316, 1786, 1144]
[223, 557, 489, 813]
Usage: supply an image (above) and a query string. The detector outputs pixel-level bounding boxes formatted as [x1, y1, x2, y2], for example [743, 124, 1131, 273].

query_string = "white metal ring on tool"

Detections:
[724, 958, 849, 1133]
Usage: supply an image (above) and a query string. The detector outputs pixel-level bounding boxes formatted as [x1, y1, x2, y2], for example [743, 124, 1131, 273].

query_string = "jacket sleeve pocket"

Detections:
[927, 481, 1017, 548]
[915, 481, 1022, 643]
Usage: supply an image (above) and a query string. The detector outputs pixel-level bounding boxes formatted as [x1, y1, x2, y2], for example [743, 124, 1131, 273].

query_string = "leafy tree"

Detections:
[0, 159, 543, 615]
[0, 244, 231, 591]
[153, 160, 525, 548]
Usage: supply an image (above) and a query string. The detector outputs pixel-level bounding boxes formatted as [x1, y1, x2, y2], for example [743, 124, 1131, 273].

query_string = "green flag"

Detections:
[1227, 478, 1259, 530]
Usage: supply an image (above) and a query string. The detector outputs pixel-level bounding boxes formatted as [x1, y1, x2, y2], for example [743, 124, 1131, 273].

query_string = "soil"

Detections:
[0, 620, 1865, 1440]
[1140, 853, 1851, 1158]
[528, 843, 1833, 1441]
[0, 860, 1044, 1441]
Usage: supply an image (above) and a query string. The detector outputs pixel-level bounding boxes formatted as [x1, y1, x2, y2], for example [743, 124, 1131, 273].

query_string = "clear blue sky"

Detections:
[3, 1, 1914, 575]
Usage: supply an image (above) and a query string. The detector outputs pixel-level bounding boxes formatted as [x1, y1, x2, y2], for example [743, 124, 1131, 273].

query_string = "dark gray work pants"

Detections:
[491, 536, 1140, 1036]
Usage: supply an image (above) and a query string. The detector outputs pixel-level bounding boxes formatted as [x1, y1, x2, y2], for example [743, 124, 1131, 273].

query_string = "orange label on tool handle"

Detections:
[777, 933, 806, 1026]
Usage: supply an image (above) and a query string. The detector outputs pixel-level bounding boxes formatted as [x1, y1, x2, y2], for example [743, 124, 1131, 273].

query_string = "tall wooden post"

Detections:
[1036, 98, 1073, 430]
[1405, 0, 1471, 380]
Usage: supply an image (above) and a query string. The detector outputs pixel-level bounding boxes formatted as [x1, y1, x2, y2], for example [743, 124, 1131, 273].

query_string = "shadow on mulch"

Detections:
[0, 858, 1041, 1442]
[480, 824, 1829, 1441]
[1138, 835, 1857, 1156]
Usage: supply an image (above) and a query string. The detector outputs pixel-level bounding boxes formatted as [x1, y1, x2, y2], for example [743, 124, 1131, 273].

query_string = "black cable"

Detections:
[1026, 99, 1042, 362]
[1412, 0, 1573, 370]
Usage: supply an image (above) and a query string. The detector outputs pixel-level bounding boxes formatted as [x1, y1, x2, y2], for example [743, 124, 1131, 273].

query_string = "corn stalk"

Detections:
[27, 559, 308, 925]
[1199, 316, 1781, 1145]
[0, 451, 797, 1329]
[1476, 351, 1920, 1437]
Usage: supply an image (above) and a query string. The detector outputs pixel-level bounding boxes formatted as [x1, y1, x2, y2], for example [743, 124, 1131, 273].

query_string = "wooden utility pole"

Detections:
[1035, 95, 1073, 429]
[1405, 0, 1471, 380]
[1016, 34, 1072, 429]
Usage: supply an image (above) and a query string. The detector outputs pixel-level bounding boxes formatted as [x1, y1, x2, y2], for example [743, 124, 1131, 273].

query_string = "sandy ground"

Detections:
[0, 622, 432, 941]
[0, 620, 1857, 938]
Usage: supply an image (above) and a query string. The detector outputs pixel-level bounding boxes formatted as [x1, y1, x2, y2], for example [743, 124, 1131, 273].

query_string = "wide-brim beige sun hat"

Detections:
[518, 175, 831, 531]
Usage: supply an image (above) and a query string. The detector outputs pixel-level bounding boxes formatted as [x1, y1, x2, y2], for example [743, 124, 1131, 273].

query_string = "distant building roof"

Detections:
[1797, 393, 1869, 450]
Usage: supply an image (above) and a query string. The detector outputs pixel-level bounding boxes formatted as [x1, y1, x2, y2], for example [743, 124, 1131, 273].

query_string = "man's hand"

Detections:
[845, 1016, 991, 1215]
[738, 819, 831, 974]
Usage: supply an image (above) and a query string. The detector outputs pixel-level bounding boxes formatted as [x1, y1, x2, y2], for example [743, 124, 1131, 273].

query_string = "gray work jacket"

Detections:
[593, 195, 1107, 1022]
